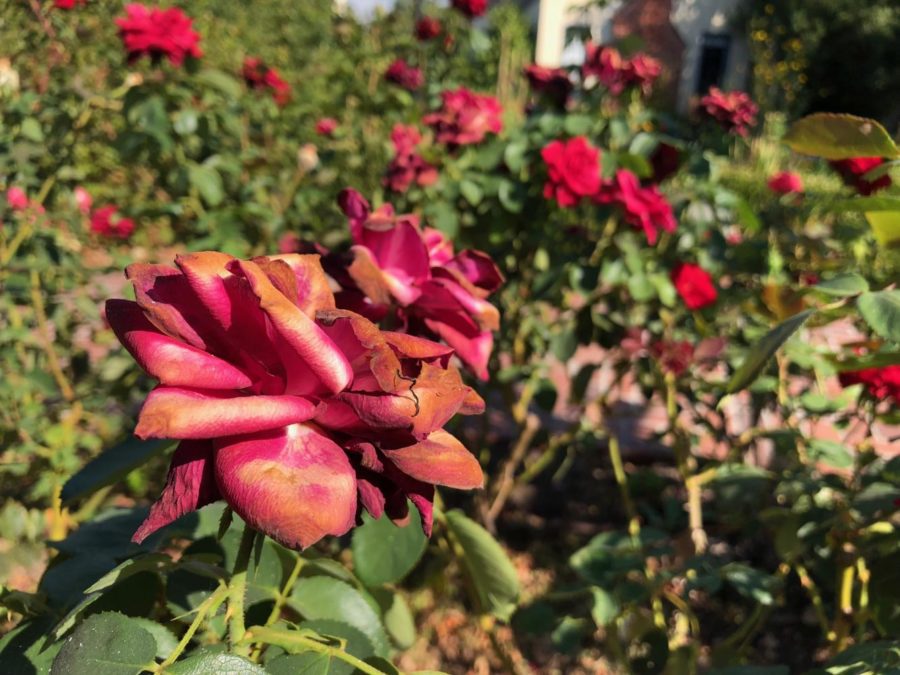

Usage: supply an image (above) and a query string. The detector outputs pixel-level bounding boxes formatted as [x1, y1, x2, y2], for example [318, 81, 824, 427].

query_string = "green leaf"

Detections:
[372, 589, 416, 650]
[503, 141, 528, 173]
[260, 621, 375, 675]
[828, 196, 900, 213]
[195, 68, 243, 99]
[351, 508, 426, 587]
[590, 587, 619, 626]
[61, 438, 174, 505]
[812, 273, 870, 297]
[188, 164, 225, 207]
[807, 439, 854, 469]
[445, 510, 520, 621]
[866, 211, 900, 248]
[84, 553, 171, 594]
[266, 653, 331, 675]
[168, 653, 267, 674]
[563, 114, 593, 136]
[459, 179, 483, 207]
[50, 612, 157, 675]
[726, 310, 816, 394]
[858, 290, 900, 342]
[289, 578, 390, 656]
[818, 641, 900, 674]
[21, 118, 44, 143]
[128, 619, 177, 661]
[721, 563, 780, 606]
[783, 113, 900, 160]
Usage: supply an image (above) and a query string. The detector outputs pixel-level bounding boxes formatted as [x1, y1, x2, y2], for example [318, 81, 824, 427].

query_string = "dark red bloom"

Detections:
[541, 137, 602, 208]
[830, 157, 892, 196]
[595, 170, 677, 244]
[768, 171, 804, 195]
[582, 42, 661, 96]
[242, 57, 291, 106]
[315, 118, 338, 137]
[385, 124, 439, 193]
[699, 87, 758, 137]
[385, 59, 424, 91]
[452, 0, 487, 18]
[90, 205, 135, 239]
[115, 4, 202, 66]
[423, 87, 503, 146]
[651, 337, 726, 376]
[54, 0, 87, 9]
[671, 262, 717, 311]
[415, 16, 442, 41]
[524, 64, 572, 108]
[649, 142, 682, 183]
[839, 365, 900, 402]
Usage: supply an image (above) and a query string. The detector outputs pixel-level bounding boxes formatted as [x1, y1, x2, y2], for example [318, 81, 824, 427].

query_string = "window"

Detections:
[696, 33, 731, 94]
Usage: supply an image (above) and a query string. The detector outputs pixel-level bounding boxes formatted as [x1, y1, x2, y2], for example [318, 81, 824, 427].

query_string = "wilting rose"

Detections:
[384, 124, 439, 193]
[830, 157, 892, 196]
[385, 59, 423, 91]
[110, 252, 485, 549]
[839, 365, 900, 402]
[595, 170, 677, 245]
[699, 87, 758, 137]
[333, 190, 503, 380]
[582, 43, 661, 96]
[671, 262, 717, 311]
[541, 137, 602, 208]
[315, 118, 338, 137]
[115, 4, 202, 66]
[423, 87, 503, 147]
[768, 171, 804, 196]
[90, 205, 135, 239]
[415, 16, 442, 41]
[524, 64, 572, 108]
[451, 0, 487, 18]
[242, 57, 291, 106]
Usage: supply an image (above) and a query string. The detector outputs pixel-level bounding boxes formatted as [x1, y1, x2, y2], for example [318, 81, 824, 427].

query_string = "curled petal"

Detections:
[135, 386, 316, 439]
[266, 254, 337, 317]
[382, 331, 454, 364]
[424, 318, 494, 381]
[383, 430, 484, 489]
[106, 300, 251, 390]
[444, 250, 504, 292]
[359, 219, 431, 285]
[215, 423, 357, 549]
[346, 246, 394, 306]
[132, 440, 220, 543]
[126, 262, 207, 349]
[316, 309, 402, 393]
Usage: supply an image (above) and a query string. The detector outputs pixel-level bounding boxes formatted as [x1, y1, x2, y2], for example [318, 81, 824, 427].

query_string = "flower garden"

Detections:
[1, 1, 898, 673]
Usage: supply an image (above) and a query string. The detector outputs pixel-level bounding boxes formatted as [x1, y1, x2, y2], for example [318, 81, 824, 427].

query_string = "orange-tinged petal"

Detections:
[267, 254, 336, 317]
[215, 423, 357, 549]
[135, 386, 316, 439]
[174, 252, 236, 329]
[316, 309, 402, 393]
[383, 430, 484, 489]
[382, 331, 454, 363]
[126, 262, 207, 349]
[347, 246, 393, 306]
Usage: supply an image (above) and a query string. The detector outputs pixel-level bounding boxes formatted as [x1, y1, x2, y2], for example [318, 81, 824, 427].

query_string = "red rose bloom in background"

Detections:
[582, 43, 662, 96]
[55, 0, 87, 9]
[541, 137, 602, 208]
[242, 57, 291, 106]
[768, 171, 804, 195]
[699, 87, 758, 137]
[384, 59, 424, 91]
[651, 337, 726, 376]
[90, 205, 135, 239]
[671, 262, 718, 310]
[424, 87, 503, 146]
[452, 0, 487, 18]
[385, 124, 439, 193]
[839, 365, 900, 402]
[830, 157, 892, 196]
[524, 64, 572, 108]
[595, 170, 677, 245]
[415, 16, 442, 41]
[315, 118, 338, 137]
[115, 4, 202, 66]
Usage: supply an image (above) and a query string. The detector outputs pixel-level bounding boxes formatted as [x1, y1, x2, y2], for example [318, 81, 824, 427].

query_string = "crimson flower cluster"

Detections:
[582, 43, 662, 96]
[242, 57, 291, 106]
[699, 87, 758, 137]
[424, 88, 503, 147]
[415, 16, 442, 41]
[830, 157, 892, 196]
[384, 125, 438, 194]
[115, 4, 202, 66]
[384, 59, 424, 91]
[839, 365, 900, 402]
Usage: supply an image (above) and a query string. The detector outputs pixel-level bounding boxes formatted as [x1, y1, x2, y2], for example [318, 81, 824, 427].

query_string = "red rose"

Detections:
[385, 58, 424, 91]
[839, 365, 900, 402]
[423, 87, 503, 146]
[671, 262, 717, 310]
[541, 137, 602, 208]
[595, 170, 677, 245]
[767, 171, 804, 195]
[384, 124, 439, 193]
[315, 118, 338, 137]
[699, 87, 758, 137]
[830, 157, 892, 196]
[452, 0, 488, 18]
[54, 0, 87, 9]
[582, 43, 661, 96]
[90, 205, 135, 239]
[115, 4, 202, 66]
[649, 142, 681, 183]
[242, 57, 291, 106]
[524, 64, 572, 108]
[415, 16, 442, 41]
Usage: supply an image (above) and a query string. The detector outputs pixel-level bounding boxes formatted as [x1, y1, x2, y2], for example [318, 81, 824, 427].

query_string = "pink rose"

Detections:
[384, 124, 439, 193]
[423, 87, 503, 147]
[699, 87, 758, 137]
[384, 58, 424, 91]
[315, 118, 338, 137]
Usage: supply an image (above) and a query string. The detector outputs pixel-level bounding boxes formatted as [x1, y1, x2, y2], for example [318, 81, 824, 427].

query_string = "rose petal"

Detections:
[266, 254, 337, 317]
[383, 430, 483, 489]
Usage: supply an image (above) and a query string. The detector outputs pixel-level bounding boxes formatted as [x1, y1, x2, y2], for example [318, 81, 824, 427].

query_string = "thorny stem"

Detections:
[156, 582, 229, 671]
[243, 626, 386, 675]
[228, 526, 258, 656]
[249, 554, 307, 661]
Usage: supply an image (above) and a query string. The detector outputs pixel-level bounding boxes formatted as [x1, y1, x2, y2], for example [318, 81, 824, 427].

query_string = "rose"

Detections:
[699, 87, 758, 137]
[839, 365, 900, 402]
[541, 137, 602, 208]
[423, 87, 503, 147]
[109, 252, 485, 548]
[115, 4, 202, 66]
[6, 187, 29, 211]
[315, 118, 338, 137]
[671, 262, 718, 311]
[829, 157, 892, 196]
[74, 187, 92, 215]
[242, 57, 291, 106]
[90, 205, 135, 239]
[524, 65, 572, 108]
[415, 16, 442, 41]
[767, 171, 804, 195]
[54, 0, 87, 9]
[650, 337, 726, 376]
[594, 170, 677, 245]
[582, 43, 661, 96]
[384, 58, 424, 91]
[451, 0, 487, 18]
[384, 124, 438, 193]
